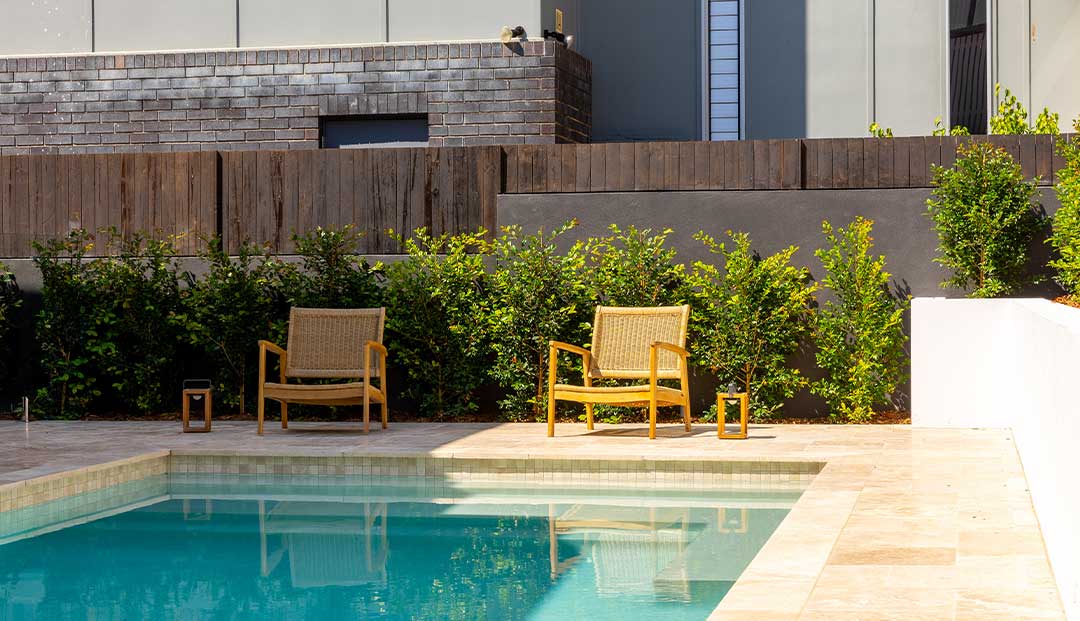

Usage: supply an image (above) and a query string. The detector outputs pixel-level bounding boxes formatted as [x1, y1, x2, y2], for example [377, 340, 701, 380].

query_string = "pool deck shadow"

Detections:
[0, 420, 1066, 621]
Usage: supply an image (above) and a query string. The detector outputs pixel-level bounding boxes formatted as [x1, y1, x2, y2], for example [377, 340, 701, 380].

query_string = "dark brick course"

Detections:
[0, 40, 591, 154]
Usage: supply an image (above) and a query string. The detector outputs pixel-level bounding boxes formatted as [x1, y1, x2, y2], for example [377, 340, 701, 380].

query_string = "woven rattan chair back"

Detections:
[284, 308, 385, 379]
[589, 305, 690, 380]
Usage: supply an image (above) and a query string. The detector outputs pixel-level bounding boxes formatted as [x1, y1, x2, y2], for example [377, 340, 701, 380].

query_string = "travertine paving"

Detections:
[0, 420, 1065, 620]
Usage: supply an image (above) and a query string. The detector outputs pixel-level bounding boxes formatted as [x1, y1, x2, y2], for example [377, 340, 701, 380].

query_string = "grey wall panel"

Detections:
[540, 0, 582, 38]
[0, 0, 92, 55]
[94, 0, 236, 52]
[578, 0, 702, 141]
[874, 0, 948, 136]
[388, 0, 542, 42]
[992, 0, 1030, 113]
[239, 0, 385, 47]
[805, 0, 870, 138]
[1030, 0, 1080, 131]
[744, 0, 807, 138]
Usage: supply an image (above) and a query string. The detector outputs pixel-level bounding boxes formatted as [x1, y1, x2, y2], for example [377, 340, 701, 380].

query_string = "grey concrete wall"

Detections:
[0, 0, 93, 56]
[577, 0, 703, 141]
[746, 0, 948, 140]
[497, 188, 1063, 415]
[239, 0, 386, 48]
[93, 0, 237, 53]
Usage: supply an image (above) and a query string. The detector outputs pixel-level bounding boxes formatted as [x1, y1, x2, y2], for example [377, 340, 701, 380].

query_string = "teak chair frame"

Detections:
[257, 307, 388, 435]
[547, 305, 692, 440]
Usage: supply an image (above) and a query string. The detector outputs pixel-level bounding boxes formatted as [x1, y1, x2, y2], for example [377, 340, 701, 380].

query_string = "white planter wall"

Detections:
[913, 298, 1080, 619]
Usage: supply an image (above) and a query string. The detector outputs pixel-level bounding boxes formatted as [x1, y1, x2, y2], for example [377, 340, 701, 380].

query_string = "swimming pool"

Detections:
[0, 468, 808, 620]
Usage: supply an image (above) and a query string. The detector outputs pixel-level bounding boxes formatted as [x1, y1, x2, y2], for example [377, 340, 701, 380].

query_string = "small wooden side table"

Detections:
[182, 380, 213, 433]
[717, 391, 749, 440]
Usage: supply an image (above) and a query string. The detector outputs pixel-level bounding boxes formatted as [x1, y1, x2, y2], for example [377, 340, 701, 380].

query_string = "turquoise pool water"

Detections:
[0, 474, 803, 620]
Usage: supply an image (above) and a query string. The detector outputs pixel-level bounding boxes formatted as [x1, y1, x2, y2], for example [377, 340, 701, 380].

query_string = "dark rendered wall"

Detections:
[498, 189, 1064, 416]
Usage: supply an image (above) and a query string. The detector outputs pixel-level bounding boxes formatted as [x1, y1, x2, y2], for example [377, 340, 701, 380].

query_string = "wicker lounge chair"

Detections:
[547, 305, 691, 440]
[257, 307, 388, 435]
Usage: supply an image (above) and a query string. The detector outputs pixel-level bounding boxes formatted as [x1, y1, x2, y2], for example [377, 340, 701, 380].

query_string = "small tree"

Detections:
[383, 229, 491, 419]
[1051, 119, 1080, 299]
[927, 142, 1042, 297]
[174, 238, 284, 412]
[585, 225, 687, 307]
[688, 231, 817, 420]
[487, 222, 591, 421]
[812, 218, 907, 422]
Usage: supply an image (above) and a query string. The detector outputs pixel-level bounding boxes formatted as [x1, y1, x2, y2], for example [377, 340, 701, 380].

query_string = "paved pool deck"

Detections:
[0, 420, 1065, 620]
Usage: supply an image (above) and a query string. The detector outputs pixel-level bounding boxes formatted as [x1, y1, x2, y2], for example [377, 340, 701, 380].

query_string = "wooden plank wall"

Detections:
[0, 152, 217, 257]
[0, 136, 1070, 257]
[502, 135, 1071, 193]
[220, 146, 500, 254]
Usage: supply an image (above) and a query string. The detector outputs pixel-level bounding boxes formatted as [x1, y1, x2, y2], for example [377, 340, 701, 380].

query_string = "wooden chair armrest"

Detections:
[259, 340, 286, 357]
[651, 342, 690, 358]
[365, 341, 388, 358]
[549, 341, 591, 359]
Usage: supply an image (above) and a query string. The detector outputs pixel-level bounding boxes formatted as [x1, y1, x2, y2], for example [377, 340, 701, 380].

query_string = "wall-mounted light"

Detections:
[500, 26, 526, 43]
[543, 29, 573, 48]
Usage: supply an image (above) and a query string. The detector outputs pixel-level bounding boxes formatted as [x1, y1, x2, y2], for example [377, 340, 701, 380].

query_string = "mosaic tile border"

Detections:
[0, 452, 168, 513]
[0, 451, 823, 515]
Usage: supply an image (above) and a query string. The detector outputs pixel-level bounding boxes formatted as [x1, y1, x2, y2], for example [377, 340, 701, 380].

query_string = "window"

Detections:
[949, 0, 987, 134]
[320, 116, 430, 149]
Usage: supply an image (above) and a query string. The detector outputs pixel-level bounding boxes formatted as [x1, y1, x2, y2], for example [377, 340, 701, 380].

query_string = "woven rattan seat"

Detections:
[257, 307, 388, 434]
[548, 305, 691, 440]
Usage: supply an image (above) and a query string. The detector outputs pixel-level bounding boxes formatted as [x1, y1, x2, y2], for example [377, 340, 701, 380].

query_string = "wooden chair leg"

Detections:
[682, 403, 691, 432]
[649, 393, 658, 440]
[585, 403, 594, 431]
[257, 387, 265, 436]
[281, 403, 288, 429]
[363, 390, 371, 434]
[547, 390, 556, 438]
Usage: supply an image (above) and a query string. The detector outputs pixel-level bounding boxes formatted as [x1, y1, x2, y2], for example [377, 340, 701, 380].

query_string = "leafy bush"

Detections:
[487, 222, 591, 421]
[383, 229, 491, 419]
[33, 230, 184, 417]
[932, 116, 970, 137]
[688, 231, 817, 420]
[281, 226, 382, 309]
[927, 142, 1043, 297]
[0, 262, 20, 394]
[812, 218, 907, 422]
[1051, 120, 1080, 298]
[868, 123, 893, 138]
[990, 84, 1059, 135]
[585, 225, 687, 307]
[173, 238, 285, 413]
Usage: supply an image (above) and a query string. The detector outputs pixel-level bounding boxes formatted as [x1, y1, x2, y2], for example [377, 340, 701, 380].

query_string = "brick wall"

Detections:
[0, 40, 591, 155]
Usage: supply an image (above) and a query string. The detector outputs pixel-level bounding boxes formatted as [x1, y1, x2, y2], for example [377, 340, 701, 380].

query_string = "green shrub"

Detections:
[282, 226, 382, 309]
[990, 84, 1059, 135]
[173, 238, 286, 413]
[688, 231, 817, 420]
[33, 230, 184, 417]
[927, 142, 1043, 297]
[0, 262, 21, 394]
[1051, 120, 1080, 297]
[383, 229, 491, 419]
[868, 123, 893, 138]
[487, 222, 591, 421]
[585, 225, 687, 307]
[812, 218, 907, 422]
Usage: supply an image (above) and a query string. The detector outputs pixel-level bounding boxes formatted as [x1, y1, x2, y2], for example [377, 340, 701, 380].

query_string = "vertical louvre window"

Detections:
[709, 0, 740, 140]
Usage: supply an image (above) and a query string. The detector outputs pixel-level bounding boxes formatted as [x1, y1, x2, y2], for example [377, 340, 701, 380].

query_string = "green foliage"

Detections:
[932, 116, 970, 137]
[990, 84, 1060, 135]
[868, 123, 893, 138]
[487, 222, 591, 421]
[687, 231, 817, 420]
[1050, 121, 1080, 297]
[282, 226, 382, 309]
[0, 262, 21, 393]
[383, 229, 491, 419]
[927, 142, 1043, 297]
[173, 238, 285, 412]
[32, 230, 184, 417]
[812, 218, 908, 422]
[585, 225, 687, 307]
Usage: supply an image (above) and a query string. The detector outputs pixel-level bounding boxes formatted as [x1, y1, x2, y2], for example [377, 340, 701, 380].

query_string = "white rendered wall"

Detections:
[912, 297, 1080, 619]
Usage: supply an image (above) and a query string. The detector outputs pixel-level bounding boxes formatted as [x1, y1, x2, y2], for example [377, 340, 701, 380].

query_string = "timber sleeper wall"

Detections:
[0, 135, 1071, 258]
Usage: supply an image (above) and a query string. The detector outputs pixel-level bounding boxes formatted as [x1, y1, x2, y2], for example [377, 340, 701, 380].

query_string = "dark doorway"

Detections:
[949, 0, 987, 134]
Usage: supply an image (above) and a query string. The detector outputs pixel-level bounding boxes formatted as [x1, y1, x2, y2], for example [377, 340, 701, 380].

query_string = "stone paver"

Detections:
[0, 420, 1065, 620]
